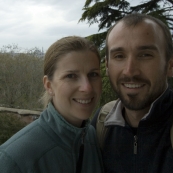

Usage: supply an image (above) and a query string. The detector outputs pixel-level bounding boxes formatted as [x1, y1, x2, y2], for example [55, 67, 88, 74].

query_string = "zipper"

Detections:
[134, 135, 138, 154]
[76, 130, 85, 173]
[81, 130, 85, 144]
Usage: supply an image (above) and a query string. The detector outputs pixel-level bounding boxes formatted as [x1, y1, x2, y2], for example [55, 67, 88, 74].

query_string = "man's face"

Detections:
[106, 20, 172, 111]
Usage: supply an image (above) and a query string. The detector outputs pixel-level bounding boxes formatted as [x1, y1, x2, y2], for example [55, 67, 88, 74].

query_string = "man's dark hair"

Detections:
[106, 13, 173, 62]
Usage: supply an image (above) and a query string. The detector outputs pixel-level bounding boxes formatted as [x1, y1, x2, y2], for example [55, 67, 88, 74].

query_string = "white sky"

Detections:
[0, 0, 138, 52]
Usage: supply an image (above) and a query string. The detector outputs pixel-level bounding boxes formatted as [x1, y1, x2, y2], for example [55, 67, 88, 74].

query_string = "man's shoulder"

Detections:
[91, 107, 102, 128]
[91, 99, 119, 128]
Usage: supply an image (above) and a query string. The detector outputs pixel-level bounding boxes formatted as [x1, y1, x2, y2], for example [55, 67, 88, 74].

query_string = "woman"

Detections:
[0, 36, 103, 173]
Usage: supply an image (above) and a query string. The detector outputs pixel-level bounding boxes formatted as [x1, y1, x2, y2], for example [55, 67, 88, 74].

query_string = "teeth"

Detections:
[76, 99, 92, 104]
[124, 84, 142, 88]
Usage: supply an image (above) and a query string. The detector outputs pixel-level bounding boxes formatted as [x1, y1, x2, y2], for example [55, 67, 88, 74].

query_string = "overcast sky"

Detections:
[0, 0, 138, 52]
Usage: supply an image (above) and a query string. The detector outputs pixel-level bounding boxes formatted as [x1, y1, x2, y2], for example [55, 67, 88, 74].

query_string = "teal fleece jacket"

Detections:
[0, 103, 104, 173]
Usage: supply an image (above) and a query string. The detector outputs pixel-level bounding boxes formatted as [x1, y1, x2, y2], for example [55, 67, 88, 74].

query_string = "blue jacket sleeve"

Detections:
[0, 151, 21, 173]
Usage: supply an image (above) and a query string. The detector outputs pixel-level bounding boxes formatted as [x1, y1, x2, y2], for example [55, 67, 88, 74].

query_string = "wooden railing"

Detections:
[0, 107, 41, 115]
[0, 107, 42, 124]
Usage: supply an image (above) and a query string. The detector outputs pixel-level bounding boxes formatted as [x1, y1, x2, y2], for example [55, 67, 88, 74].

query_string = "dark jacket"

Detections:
[92, 88, 173, 173]
[0, 102, 104, 173]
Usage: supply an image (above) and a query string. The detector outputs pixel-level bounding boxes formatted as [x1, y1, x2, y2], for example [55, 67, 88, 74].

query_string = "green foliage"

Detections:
[86, 32, 107, 57]
[80, 0, 130, 31]
[98, 63, 117, 107]
[80, 0, 173, 31]
[0, 113, 26, 145]
[0, 45, 44, 109]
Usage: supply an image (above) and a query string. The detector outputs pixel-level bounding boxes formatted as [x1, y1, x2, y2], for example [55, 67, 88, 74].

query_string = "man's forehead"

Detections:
[108, 19, 160, 41]
[107, 22, 124, 43]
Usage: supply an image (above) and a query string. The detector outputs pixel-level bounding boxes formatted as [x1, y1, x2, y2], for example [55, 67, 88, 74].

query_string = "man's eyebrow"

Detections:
[110, 47, 124, 54]
[136, 45, 158, 51]
[110, 45, 158, 53]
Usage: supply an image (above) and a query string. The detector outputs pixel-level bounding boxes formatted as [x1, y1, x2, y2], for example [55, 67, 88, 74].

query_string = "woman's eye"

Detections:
[66, 74, 76, 78]
[88, 72, 99, 77]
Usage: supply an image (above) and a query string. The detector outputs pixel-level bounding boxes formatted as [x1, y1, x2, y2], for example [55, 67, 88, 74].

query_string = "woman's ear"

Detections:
[43, 76, 54, 96]
[106, 67, 109, 76]
[105, 57, 109, 76]
[167, 58, 173, 77]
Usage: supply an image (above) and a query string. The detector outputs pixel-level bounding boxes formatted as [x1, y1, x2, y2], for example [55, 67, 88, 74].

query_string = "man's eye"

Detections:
[114, 54, 124, 59]
[139, 53, 153, 58]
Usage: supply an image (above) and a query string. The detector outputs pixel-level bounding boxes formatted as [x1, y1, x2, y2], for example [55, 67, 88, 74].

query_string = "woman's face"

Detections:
[44, 50, 102, 127]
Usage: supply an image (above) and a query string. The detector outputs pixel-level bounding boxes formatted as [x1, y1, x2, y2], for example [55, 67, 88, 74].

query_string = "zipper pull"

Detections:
[134, 135, 138, 154]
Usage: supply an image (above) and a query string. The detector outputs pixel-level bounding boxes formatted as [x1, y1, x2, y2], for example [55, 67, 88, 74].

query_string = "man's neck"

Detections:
[124, 107, 150, 127]
[122, 88, 168, 127]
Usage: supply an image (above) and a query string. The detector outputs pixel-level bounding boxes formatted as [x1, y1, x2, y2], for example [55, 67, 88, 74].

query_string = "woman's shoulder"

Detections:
[0, 119, 57, 169]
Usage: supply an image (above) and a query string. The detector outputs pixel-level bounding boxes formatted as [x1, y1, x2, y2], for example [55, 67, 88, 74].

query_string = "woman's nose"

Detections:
[79, 78, 93, 93]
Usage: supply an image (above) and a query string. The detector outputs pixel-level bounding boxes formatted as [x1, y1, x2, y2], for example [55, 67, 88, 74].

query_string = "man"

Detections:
[92, 13, 173, 173]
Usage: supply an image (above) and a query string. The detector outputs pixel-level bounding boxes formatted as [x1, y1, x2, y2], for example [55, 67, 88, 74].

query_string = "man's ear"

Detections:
[43, 76, 54, 96]
[167, 58, 173, 77]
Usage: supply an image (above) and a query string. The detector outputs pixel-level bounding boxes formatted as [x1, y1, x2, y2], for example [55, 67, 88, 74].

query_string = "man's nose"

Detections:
[122, 57, 140, 76]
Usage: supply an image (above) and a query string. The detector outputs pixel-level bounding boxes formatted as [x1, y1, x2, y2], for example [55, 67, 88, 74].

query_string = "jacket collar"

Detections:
[105, 88, 173, 127]
[39, 102, 90, 148]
